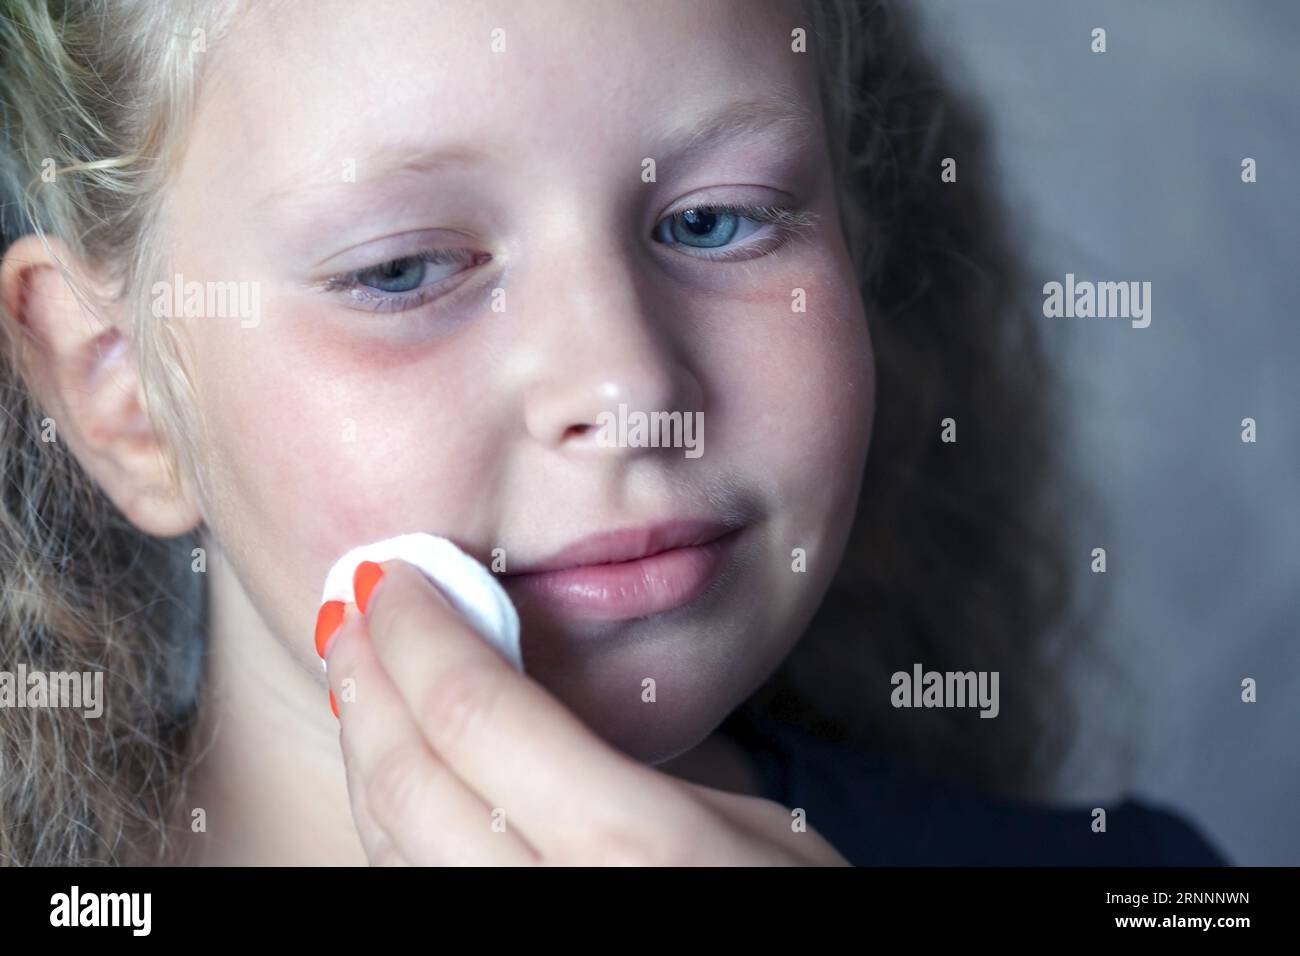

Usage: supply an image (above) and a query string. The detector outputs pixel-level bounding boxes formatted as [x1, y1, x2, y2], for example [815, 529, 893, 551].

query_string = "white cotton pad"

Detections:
[319, 533, 523, 673]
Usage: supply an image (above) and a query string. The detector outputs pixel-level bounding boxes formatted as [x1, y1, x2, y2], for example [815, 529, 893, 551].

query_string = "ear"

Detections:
[0, 234, 202, 537]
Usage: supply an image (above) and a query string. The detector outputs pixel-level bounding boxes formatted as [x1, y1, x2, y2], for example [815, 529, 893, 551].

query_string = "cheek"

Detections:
[693, 248, 874, 651]
[702, 252, 875, 505]
[187, 306, 501, 572]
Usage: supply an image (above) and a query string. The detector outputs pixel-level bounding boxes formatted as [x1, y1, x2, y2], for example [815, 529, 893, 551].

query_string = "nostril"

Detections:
[563, 423, 594, 441]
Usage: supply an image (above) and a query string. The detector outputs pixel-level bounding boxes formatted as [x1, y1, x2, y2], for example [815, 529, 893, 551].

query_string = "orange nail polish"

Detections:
[314, 600, 345, 658]
[354, 560, 384, 614]
[329, 689, 339, 718]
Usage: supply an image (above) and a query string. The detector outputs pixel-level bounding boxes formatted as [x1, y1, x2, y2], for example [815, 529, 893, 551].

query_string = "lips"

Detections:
[501, 519, 741, 621]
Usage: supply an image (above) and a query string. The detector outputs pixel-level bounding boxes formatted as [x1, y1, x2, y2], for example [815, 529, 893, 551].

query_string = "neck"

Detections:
[659, 729, 766, 797]
[180, 535, 366, 866]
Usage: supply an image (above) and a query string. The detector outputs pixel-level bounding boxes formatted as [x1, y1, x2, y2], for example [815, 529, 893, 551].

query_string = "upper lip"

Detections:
[504, 519, 739, 576]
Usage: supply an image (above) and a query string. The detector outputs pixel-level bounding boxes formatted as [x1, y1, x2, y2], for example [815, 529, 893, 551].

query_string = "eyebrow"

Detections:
[661, 96, 822, 158]
[266, 96, 819, 213]
[264, 143, 490, 209]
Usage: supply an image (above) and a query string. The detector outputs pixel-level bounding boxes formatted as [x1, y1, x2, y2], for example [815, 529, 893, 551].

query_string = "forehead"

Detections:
[192, 0, 821, 186]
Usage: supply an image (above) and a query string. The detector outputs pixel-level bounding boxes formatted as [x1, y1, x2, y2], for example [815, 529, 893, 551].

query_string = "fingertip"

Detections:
[354, 560, 385, 614]
[314, 600, 346, 658]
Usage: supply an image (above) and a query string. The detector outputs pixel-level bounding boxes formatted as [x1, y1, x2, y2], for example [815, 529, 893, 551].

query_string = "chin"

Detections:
[524, 630, 771, 766]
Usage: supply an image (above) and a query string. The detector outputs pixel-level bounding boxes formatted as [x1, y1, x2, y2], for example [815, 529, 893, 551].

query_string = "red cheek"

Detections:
[206, 360, 396, 562]
[265, 389, 490, 564]
[193, 299, 531, 569]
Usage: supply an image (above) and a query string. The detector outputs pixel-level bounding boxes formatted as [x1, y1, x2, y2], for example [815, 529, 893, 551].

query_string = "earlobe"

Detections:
[0, 234, 202, 538]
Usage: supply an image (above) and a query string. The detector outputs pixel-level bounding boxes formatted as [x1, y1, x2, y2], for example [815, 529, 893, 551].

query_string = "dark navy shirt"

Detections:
[721, 707, 1229, 866]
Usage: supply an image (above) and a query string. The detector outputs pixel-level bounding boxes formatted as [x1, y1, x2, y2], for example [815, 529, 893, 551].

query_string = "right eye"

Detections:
[324, 248, 490, 313]
[355, 255, 436, 293]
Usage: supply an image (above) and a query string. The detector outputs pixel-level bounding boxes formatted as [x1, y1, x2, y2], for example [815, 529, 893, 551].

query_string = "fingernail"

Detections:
[354, 560, 385, 614]
[329, 689, 339, 719]
[314, 600, 346, 659]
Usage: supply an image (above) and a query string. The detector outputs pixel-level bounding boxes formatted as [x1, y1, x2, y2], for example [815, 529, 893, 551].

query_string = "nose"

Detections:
[516, 240, 703, 455]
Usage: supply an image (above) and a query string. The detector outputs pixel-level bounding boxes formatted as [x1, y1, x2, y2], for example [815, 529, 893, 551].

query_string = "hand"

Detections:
[318, 558, 850, 865]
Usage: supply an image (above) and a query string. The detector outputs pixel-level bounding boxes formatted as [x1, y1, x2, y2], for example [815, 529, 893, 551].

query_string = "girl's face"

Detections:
[169, 0, 873, 762]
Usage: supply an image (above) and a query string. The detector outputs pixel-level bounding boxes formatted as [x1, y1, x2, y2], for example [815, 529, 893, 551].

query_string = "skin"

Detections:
[0, 0, 874, 864]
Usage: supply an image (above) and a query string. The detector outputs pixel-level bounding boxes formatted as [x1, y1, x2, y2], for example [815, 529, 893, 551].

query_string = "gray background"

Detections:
[913, 0, 1298, 864]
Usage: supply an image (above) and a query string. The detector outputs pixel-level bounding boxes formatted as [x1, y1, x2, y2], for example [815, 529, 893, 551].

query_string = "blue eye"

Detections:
[356, 256, 427, 293]
[665, 208, 741, 247]
[656, 206, 762, 251]
[323, 248, 488, 314]
[652, 203, 817, 260]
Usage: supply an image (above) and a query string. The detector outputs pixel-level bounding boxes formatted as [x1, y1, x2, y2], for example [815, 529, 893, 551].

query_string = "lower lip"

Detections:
[502, 531, 739, 622]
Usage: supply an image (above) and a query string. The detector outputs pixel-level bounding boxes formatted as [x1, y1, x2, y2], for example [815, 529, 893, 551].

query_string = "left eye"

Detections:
[654, 206, 765, 251]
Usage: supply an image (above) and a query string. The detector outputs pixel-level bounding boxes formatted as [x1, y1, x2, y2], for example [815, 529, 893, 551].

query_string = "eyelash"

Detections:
[321, 202, 819, 314]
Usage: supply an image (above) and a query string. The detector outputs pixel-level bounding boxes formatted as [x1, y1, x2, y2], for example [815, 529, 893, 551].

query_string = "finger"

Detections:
[359, 559, 682, 855]
[370, 845, 413, 867]
[324, 606, 392, 861]
[347, 777, 411, 868]
[681, 782, 847, 864]
[325, 602, 538, 865]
